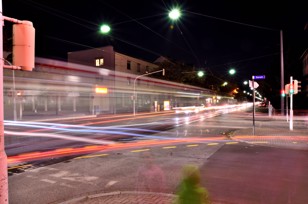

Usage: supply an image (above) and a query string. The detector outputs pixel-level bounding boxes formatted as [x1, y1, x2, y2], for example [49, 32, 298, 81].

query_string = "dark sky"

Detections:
[3, 0, 308, 93]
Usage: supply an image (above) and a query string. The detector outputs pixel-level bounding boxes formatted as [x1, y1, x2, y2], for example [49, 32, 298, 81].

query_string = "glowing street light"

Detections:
[197, 71, 204, 77]
[229, 68, 236, 75]
[168, 8, 181, 20]
[100, 24, 111, 34]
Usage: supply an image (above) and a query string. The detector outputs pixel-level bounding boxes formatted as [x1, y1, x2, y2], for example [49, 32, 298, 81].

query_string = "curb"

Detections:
[55, 191, 177, 204]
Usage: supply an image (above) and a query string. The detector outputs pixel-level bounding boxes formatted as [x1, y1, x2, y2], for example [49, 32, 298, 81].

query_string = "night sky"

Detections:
[3, 0, 308, 105]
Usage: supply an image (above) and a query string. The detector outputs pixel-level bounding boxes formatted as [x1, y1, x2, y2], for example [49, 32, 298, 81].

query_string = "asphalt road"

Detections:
[7, 110, 308, 204]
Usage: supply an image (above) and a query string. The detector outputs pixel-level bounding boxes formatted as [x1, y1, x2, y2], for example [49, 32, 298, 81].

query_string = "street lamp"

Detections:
[168, 8, 181, 20]
[100, 24, 111, 34]
[229, 68, 236, 75]
[133, 69, 165, 116]
[197, 71, 204, 77]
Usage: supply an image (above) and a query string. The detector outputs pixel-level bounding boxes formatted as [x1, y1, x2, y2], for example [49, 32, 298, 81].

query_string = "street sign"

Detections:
[249, 80, 259, 89]
[253, 75, 266, 80]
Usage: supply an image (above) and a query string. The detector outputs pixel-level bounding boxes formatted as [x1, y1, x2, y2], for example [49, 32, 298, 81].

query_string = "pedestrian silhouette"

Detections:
[136, 151, 166, 193]
[174, 164, 211, 204]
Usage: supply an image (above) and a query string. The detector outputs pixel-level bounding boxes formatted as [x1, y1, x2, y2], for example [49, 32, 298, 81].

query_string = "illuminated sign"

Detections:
[95, 87, 108, 94]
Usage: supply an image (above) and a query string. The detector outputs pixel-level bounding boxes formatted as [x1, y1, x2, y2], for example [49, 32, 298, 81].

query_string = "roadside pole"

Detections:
[252, 76, 255, 135]
[286, 94, 288, 122]
[0, 1, 8, 203]
[289, 76, 293, 130]
[1, 3, 35, 202]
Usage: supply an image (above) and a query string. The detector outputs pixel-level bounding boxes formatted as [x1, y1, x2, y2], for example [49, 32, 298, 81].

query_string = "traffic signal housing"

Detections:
[293, 80, 301, 94]
[13, 21, 35, 71]
[285, 84, 290, 95]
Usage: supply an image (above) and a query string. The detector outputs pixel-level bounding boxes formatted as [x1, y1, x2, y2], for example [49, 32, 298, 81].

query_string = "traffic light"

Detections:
[281, 89, 286, 97]
[293, 80, 301, 94]
[285, 84, 290, 95]
[13, 21, 35, 71]
[289, 83, 294, 94]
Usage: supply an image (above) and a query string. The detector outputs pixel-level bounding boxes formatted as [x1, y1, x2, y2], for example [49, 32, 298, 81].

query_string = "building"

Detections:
[2, 46, 232, 121]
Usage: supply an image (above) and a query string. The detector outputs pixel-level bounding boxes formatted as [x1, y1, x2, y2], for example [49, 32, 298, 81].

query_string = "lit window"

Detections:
[95, 58, 104, 66]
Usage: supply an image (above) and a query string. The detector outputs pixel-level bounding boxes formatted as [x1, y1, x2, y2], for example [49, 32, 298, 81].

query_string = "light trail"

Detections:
[5, 130, 116, 145]
[7, 137, 226, 165]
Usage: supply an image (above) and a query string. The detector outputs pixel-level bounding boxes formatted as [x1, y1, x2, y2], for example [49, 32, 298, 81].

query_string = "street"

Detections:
[7, 108, 308, 203]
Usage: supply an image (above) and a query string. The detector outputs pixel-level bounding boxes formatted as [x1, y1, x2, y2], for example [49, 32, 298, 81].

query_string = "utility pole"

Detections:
[280, 30, 285, 116]
[252, 76, 256, 135]
[1, 2, 35, 202]
[0, 2, 8, 202]
[289, 76, 293, 130]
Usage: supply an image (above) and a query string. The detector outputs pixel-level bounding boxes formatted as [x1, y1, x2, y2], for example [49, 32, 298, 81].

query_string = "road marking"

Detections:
[226, 142, 238, 145]
[75, 153, 109, 159]
[105, 180, 118, 188]
[249, 141, 268, 144]
[162, 146, 177, 149]
[60, 183, 75, 188]
[40, 179, 56, 184]
[50, 170, 69, 178]
[186, 144, 199, 147]
[8, 164, 32, 170]
[131, 149, 150, 153]
[207, 143, 219, 146]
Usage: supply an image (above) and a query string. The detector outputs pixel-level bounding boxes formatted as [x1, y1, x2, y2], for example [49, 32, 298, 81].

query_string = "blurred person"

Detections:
[136, 151, 166, 193]
[174, 164, 211, 204]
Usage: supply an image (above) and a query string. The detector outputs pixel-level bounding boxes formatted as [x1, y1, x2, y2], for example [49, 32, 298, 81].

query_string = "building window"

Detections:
[137, 63, 141, 72]
[145, 66, 149, 73]
[95, 58, 104, 67]
[127, 60, 131, 70]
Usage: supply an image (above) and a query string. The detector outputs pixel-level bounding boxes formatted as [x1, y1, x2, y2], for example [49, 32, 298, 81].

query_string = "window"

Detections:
[137, 63, 141, 72]
[95, 58, 104, 66]
[145, 66, 149, 73]
[127, 60, 131, 70]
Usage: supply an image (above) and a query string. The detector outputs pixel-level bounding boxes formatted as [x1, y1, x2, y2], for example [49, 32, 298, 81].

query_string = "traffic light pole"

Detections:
[252, 76, 255, 135]
[0, 2, 8, 203]
[286, 94, 288, 122]
[1, 3, 35, 202]
[289, 76, 293, 130]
